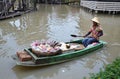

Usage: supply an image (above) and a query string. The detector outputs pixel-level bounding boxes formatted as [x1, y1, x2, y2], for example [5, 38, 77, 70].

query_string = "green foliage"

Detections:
[89, 57, 120, 79]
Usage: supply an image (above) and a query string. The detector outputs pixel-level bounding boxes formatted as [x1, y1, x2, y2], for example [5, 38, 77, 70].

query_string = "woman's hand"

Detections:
[92, 34, 98, 39]
[83, 35, 86, 38]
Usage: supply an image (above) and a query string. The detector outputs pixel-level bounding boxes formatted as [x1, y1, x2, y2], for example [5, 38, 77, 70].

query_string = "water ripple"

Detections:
[111, 42, 120, 46]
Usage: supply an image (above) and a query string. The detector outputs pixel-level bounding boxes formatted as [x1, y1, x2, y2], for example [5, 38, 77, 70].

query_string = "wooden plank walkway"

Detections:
[80, 0, 120, 12]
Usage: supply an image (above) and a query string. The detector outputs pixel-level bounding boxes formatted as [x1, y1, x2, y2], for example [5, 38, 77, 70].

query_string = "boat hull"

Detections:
[12, 40, 106, 66]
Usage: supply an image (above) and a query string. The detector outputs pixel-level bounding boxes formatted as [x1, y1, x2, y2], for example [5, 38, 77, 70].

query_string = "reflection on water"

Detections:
[0, 4, 120, 79]
[47, 6, 81, 42]
[9, 19, 27, 31]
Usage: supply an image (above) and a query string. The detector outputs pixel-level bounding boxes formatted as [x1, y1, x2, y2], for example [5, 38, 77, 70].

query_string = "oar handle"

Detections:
[71, 34, 84, 37]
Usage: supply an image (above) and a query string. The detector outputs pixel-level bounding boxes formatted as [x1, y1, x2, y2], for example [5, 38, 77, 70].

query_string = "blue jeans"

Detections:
[82, 37, 99, 47]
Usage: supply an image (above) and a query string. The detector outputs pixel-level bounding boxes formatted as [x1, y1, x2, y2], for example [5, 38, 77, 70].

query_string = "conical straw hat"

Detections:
[91, 17, 100, 24]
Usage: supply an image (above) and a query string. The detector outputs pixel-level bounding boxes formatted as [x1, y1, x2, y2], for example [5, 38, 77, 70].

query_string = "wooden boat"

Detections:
[0, 12, 22, 20]
[11, 39, 107, 66]
[0, 9, 34, 20]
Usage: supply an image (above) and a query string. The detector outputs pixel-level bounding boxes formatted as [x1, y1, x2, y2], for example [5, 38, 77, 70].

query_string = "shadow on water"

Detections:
[12, 60, 78, 79]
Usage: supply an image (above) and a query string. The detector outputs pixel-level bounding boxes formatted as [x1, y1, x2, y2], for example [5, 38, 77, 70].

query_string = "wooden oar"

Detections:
[70, 34, 84, 37]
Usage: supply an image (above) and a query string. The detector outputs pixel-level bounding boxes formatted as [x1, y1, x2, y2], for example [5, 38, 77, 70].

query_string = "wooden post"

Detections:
[22, 0, 27, 11]
[18, 0, 22, 10]
[33, 0, 37, 10]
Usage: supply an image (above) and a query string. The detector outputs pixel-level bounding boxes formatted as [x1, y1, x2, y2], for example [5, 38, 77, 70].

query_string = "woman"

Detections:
[82, 17, 103, 47]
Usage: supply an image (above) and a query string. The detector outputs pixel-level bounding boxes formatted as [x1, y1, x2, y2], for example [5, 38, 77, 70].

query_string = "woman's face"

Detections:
[93, 21, 98, 26]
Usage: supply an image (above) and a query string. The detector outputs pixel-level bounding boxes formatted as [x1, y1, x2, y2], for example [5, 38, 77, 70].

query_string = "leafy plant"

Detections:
[89, 57, 120, 79]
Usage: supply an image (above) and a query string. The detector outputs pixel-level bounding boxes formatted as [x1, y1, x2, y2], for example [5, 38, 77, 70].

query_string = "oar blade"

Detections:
[71, 34, 77, 37]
